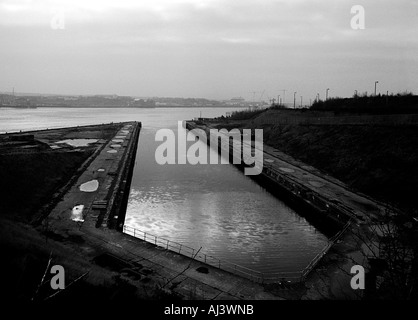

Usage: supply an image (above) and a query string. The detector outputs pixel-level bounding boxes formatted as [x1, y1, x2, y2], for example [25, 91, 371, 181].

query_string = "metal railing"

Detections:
[300, 220, 352, 278]
[123, 224, 350, 284]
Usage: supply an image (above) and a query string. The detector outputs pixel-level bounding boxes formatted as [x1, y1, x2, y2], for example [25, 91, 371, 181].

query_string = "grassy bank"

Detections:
[311, 93, 418, 114]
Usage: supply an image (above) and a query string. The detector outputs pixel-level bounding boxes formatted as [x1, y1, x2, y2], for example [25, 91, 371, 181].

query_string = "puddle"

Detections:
[107, 150, 117, 153]
[98, 169, 105, 172]
[79, 179, 99, 192]
[112, 139, 124, 143]
[309, 181, 324, 188]
[50, 145, 61, 149]
[279, 167, 295, 173]
[56, 139, 98, 147]
[71, 205, 84, 222]
[110, 144, 121, 148]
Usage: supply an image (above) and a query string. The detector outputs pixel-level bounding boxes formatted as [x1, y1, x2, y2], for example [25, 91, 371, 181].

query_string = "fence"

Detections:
[123, 222, 351, 284]
[300, 220, 352, 278]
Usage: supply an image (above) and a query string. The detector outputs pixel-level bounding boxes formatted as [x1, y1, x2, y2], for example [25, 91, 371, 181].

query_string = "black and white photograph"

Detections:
[0, 0, 417, 315]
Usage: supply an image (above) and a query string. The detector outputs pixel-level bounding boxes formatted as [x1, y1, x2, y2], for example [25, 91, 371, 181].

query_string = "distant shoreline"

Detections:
[0, 105, 249, 109]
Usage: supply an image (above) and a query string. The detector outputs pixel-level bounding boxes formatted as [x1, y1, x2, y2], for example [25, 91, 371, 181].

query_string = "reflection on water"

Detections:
[0, 107, 328, 274]
[125, 125, 328, 274]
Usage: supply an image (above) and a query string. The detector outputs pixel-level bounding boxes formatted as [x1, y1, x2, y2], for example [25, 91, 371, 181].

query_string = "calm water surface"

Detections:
[0, 107, 328, 274]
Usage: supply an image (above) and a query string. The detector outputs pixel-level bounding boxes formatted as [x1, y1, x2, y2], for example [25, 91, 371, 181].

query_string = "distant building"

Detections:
[230, 97, 245, 103]
[131, 98, 156, 108]
[224, 97, 246, 106]
[63, 96, 79, 101]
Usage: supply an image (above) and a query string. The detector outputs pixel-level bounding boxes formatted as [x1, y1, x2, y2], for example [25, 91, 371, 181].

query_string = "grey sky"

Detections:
[0, 0, 417, 101]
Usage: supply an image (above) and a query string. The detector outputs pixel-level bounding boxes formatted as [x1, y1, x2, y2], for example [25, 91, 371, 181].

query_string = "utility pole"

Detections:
[326, 88, 330, 101]
[374, 81, 379, 96]
[293, 92, 297, 109]
[300, 96, 303, 108]
[280, 89, 286, 106]
[277, 95, 280, 106]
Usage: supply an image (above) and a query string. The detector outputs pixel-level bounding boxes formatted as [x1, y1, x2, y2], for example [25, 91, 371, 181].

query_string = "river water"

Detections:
[0, 107, 328, 274]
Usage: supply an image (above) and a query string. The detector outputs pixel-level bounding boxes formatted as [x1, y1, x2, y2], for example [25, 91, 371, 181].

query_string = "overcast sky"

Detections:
[0, 0, 417, 101]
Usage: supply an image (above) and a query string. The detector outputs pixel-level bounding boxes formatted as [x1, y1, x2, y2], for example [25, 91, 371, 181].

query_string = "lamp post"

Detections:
[293, 92, 297, 109]
[326, 88, 330, 101]
[374, 81, 379, 96]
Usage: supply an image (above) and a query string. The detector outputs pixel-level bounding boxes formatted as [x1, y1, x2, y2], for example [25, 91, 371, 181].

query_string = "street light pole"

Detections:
[374, 81, 379, 96]
[293, 92, 297, 109]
